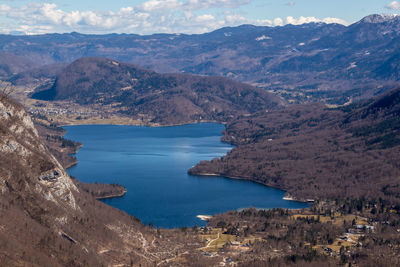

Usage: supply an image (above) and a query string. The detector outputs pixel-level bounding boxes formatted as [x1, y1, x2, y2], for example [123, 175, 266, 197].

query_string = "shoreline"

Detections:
[64, 160, 78, 170]
[59, 119, 225, 128]
[190, 172, 312, 204]
[96, 189, 127, 200]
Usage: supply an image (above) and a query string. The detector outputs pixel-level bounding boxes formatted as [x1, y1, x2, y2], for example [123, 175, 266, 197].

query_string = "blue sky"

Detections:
[0, 0, 398, 34]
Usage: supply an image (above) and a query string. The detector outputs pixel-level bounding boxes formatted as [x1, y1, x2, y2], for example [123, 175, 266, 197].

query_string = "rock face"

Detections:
[0, 97, 78, 209]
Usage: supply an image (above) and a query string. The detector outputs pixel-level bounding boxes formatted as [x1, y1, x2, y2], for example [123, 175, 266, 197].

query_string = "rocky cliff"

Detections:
[0, 96, 78, 209]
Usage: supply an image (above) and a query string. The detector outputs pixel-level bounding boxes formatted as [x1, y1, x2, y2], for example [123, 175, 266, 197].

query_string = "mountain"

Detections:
[189, 86, 400, 203]
[359, 14, 400, 24]
[1, 14, 400, 104]
[31, 57, 284, 125]
[7, 63, 67, 86]
[0, 95, 146, 265]
[0, 53, 38, 78]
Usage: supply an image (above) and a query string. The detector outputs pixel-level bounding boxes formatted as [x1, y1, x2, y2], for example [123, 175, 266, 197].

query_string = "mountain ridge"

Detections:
[2, 14, 400, 104]
[31, 57, 285, 125]
[359, 14, 400, 24]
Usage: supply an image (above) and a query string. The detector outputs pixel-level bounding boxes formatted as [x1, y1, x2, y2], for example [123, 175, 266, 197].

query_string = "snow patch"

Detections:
[347, 62, 357, 70]
[255, 35, 271, 41]
[361, 14, 400, 24]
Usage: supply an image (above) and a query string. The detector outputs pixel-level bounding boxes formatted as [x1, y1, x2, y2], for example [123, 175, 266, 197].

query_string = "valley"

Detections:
[1, 13, 400, 266]
[3, 69, 400, 265]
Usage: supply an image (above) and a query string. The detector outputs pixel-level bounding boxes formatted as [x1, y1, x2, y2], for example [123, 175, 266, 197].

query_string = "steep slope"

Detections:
[2, 14, 400, 103]
[6, 63, 67, 86]
[0, 53, 38, 78]
[0, 96, 203, 266]
[32, 57, 284, 125]
[189, 87, 400, 202]
[342, 87, 400, 150]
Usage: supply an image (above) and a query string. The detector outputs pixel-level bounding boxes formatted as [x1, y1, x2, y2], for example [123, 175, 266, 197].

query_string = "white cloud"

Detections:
[187, 0, 251, 9]
[137, 0, 249, 12]
[285, 16, 348, 26]
[138, 0, 183, 12]
[286, 1, 295, 6]
[184, 11, 194, 20]
[195, 14, 215, 22]
[225, 14, 247, 24]
[273, 17, 284, 26]
[251, 19, 272, 26]
[0, 2, 348, 35]
[40, 3, 64, 24]
[286, 16, 314, 25]
[386, 1, 400, 10]
[321, 17, 348, 25]
[18, 25, 55, 35]
[83, 11, 103, 26]
[62, 11, 82, 26]
[0, 4, 11, 13]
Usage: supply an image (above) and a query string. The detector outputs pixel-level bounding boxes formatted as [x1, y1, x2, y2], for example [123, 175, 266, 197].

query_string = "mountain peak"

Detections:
[360, 14, 400, 24]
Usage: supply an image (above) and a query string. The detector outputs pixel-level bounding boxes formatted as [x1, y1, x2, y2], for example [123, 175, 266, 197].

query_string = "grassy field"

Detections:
[198, 228, 262, 253]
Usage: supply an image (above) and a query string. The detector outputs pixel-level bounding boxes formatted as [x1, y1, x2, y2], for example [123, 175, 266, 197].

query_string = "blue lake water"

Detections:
[64, 123, 308, 228]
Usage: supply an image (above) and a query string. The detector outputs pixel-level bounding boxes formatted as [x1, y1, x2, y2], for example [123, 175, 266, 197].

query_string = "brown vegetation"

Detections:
[71, 177, 126, 199]
[34, 119, 81, 169]
[190, 86, 400, 203]
[32, 57, 285, 125]
[206, 197, 400, 266]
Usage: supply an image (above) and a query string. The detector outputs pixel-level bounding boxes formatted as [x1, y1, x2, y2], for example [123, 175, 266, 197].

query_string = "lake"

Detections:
[65, 123, 308, 228]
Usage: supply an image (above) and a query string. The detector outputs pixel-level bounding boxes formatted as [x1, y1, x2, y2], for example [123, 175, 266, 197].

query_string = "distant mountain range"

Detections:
[31, 57, 284, 125]
[1, 14, 400, 104]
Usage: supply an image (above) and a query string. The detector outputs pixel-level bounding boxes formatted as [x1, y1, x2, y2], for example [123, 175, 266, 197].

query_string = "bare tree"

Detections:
[0, 81, 15, 101]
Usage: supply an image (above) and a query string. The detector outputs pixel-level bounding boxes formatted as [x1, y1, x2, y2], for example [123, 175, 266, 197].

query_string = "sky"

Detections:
[0, 0, 398, 35]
